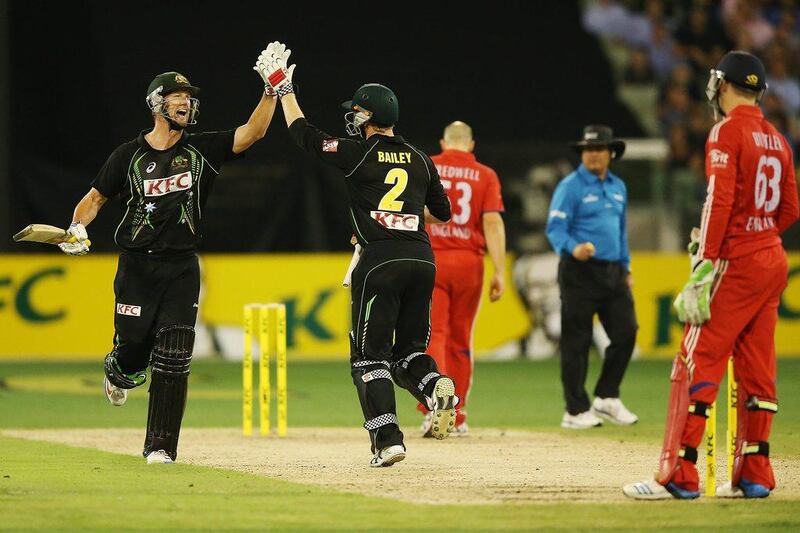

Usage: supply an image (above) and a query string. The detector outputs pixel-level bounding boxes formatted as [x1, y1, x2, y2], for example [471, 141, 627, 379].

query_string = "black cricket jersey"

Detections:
[91, 129, 242, 256]
[289, 118, 451, 246]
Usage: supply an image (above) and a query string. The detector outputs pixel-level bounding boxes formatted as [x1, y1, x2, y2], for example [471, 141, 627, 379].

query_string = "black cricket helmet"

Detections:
[341, 83, 399, 136]
[145, 71, 201, 127]
[706, 51, 767, 119]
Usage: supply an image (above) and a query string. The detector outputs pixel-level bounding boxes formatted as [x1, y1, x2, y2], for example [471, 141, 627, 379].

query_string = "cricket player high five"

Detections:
[625, 51, 798, 500]
[61, 47, 278, 464]
[257, 42, 459, 467]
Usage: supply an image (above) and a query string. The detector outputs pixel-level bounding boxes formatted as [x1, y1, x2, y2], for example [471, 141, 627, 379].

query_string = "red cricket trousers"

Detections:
[671, 245, 787, 491]
[417, 249, 484, 425]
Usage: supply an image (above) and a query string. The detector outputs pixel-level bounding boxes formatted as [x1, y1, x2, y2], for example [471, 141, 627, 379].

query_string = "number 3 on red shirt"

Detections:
[755, 155, 781, 212]
[441, 179, 472, 225]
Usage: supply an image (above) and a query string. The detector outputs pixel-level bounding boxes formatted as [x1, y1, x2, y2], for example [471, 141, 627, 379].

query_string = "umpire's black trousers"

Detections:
[558, 256, 637, 415]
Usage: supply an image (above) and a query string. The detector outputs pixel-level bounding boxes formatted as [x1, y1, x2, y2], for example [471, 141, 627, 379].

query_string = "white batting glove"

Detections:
[67, 222, 88, 242]
[253, 43, 277, 97]
[58, 222, 91, 256]
[58, 241, 90, 256]
[254, 41, 296, 97]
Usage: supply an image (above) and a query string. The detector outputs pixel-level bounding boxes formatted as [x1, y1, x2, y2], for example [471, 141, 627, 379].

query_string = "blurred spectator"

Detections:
[659, 84, 692, 132]
[667, 61, 704, 100]
[675, 5, 730, 71]
[667, 124, 692, 170]
[626, 0, 669, 47]
[765, 44, 800, 116]
[686, 102, 714, 147]
[623, 47, 656, 84]
[772, 9, 800, 61]
[723, 0, 775, 51]
[648, 20, 677, 81]
[582, 0, 633, 42]
[762, 93, 796, 147]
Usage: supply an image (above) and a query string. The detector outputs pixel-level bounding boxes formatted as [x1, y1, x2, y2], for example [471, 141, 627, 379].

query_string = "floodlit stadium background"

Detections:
[1, 1, 798, 360]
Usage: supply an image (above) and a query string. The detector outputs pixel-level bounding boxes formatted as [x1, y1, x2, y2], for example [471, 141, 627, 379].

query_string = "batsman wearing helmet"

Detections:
[60, 46, 279, 464]
[624, 51, 798, 499]
[256, 42, 457, 467]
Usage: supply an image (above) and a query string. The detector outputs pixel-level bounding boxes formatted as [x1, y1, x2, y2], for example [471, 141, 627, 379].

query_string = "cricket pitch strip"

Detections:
[4, 427, 799, 504]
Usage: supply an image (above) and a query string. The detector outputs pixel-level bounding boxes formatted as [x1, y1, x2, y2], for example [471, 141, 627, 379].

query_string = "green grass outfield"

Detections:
[1, 358, 799, 531]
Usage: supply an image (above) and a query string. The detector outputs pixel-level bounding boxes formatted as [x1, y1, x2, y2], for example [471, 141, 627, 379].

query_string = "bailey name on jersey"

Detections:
[377, 151, 412, 164]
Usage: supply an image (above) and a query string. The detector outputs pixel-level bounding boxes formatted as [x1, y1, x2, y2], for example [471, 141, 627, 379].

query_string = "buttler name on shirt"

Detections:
[144, 171, 193, 197]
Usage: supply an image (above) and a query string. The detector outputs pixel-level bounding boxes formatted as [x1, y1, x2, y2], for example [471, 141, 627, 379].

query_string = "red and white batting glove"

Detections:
[254, 41, 296, 98]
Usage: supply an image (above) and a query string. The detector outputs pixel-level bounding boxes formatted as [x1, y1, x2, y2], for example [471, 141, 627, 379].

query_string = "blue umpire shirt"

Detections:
[545, 164, 631, 271]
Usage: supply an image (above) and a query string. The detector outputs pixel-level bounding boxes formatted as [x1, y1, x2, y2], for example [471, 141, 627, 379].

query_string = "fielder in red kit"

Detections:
[625, 51, 799, 500]
[418, 121, 506, 436]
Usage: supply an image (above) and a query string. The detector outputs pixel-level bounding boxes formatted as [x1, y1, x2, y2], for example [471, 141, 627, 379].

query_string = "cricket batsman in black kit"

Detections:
[58, 46, 279, 464]
[254, 42, 456, 466]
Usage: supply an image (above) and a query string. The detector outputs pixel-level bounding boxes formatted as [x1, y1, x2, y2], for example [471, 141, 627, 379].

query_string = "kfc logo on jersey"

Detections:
[116, 303, 142, 317]
[709, 149, 730, 167]
[322, 139, 339, 152]
[144, 171, 193, 197]
[370, 211, 420, 231]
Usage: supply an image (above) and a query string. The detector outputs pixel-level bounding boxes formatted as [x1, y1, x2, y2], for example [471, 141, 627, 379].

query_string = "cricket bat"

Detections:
[13, 224, 88, 246]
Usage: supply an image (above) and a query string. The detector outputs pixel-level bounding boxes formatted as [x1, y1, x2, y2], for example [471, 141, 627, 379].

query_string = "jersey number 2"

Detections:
[754, 155, 781, 213]
[378, 168, 408, 212]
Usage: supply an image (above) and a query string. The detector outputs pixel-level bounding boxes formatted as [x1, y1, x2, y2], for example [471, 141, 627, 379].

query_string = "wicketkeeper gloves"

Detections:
[674, 259, 714, 325]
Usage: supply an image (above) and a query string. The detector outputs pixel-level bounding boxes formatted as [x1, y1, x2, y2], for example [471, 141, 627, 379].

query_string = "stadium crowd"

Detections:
[582, 0, 800, 238]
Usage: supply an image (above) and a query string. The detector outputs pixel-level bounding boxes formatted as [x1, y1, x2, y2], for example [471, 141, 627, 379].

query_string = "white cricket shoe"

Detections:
[451, 422, 469, 436]
[370, 445, 406, 467]
[715, 481, 743, 498]
[560, 410, 603, 429]
[420, 412, 434, 438]
[426, 377, 458, 440]
[146, 450, 174, 465]
[716, 479, 771, 498]
[623, 478, 700, 500]
[622, 478, 674, 500]
[104, 376, 127, 406]
[592, 397, 638, 425]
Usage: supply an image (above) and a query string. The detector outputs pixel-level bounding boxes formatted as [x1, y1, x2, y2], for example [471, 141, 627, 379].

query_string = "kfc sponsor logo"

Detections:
[116, 303, 142, 317]
[322, 139, 339, 152]
[144, 171, 193, 197]
[709, 149, 729, 167]
[370, 210, 420, 231]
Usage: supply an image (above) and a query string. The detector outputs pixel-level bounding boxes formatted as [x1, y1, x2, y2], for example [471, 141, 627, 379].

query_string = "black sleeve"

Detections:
[187, 129, 243, 169]
[424, 155, 451, 221]
[90, 144, 129, 198]
[288, 118, 364, 172]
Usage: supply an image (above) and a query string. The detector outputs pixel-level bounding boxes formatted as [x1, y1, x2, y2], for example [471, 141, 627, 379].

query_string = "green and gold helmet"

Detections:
[341, 83, 399, 136]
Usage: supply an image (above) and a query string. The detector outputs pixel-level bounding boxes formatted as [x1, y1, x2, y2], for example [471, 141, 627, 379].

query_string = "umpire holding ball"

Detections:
[545, 125, 639, 429]
[59, 48, 278, 463]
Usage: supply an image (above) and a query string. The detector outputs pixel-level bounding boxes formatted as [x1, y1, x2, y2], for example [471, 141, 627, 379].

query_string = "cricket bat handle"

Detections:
[342, 244, 362, 288]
